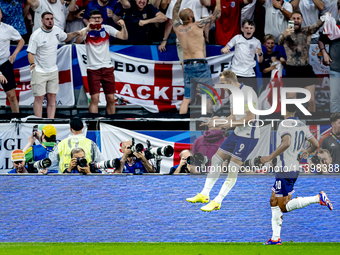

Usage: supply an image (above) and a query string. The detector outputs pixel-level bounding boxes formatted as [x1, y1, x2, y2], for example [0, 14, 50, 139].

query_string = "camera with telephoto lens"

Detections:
[89, 158, 121, 173]
[76, 157, 88, 168]
[27, 158, 52, 173]
[128, 138, 144, 156]
[243, 156, 264, 169]
[145, 144, 174, 160]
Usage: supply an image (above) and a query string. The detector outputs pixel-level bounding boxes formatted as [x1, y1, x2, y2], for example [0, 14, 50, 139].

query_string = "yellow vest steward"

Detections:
[58, 136, 93, 171]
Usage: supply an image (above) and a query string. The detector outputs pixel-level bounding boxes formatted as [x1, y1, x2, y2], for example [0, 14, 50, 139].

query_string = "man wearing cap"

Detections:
[49, 117, 104, 173]
[8, 149, 29, 174]
[22, 124, 57, 173]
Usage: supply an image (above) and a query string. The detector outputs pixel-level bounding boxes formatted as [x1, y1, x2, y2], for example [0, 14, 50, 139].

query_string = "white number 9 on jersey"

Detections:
[238, 144, 245, 152]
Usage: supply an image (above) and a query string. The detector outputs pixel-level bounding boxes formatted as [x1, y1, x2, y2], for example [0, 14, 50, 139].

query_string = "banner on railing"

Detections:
[76, 45, 233, 113]
[0, 45, 74, 107]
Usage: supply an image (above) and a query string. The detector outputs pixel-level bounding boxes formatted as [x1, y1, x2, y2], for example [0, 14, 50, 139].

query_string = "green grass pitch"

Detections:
[0, 243, 339, 255]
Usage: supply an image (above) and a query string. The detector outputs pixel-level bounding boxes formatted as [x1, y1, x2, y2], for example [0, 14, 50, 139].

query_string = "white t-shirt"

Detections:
[241, 0, 257, 25]
[264, 0, 293, 42]
[227, 34, 262, 77]
[27, 26, 67, 73]
[230, 84, 260, 139]
[82, 25, 118, 70]
[0, 22, 21, 66]
[33, 0, 69, 32]
[276, 118, 313, 171]
[297, 0, 323, 38]
[166, 0, 210, 21]
[321, 0, 339, 20]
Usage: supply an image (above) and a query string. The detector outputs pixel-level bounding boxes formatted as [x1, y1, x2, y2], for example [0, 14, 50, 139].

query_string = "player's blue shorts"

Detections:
[218, 132, 258, 162]
[272, 172, 299, 197]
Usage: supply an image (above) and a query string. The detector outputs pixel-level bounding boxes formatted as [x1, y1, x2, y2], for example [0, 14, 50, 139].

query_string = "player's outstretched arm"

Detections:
[196, 0, 221, 29]
[261, 135, 291, 163]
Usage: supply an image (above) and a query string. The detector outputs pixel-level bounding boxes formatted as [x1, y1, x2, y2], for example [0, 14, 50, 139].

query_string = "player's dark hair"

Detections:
[330, 112, 340, 123]
[90, 9, 102, 17]
[242, 19, 255, 28]
[286, 104, 297, 113]
[41, 11, 53, 19]
[338, 1, 340, 11]
[292, 10, 303, 19]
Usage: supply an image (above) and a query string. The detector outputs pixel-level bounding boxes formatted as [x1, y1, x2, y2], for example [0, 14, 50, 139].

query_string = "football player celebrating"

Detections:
[260, 104, 333, 245]
[186, 70, 260, 212]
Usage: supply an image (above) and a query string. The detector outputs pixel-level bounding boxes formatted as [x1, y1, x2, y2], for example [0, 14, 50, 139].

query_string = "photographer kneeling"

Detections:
[63, 148, 91, 174]
[170, 150, 198, 174]
[115, 140, 154, 174]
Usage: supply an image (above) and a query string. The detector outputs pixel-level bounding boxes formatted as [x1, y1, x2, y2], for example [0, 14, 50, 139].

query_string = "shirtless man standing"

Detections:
[172, 0, 221, 114]
[279, 11, 325, 113]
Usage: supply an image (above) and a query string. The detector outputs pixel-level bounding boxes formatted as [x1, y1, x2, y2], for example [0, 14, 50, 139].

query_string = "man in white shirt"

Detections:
[76, 9, 128, 115]
[0, 7, 25, 113]
[28, 0, 77, 32]
[27, 11, 81, 119]
[259, 0, 293, 42]
[221, 19, 263, 95]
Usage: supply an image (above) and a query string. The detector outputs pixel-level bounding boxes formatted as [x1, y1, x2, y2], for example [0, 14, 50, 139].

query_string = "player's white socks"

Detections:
[285, 195, 320, 212]
[213, 161, 240, 204]
[271, 206, 282, 241]
[200, 154, 224, 197]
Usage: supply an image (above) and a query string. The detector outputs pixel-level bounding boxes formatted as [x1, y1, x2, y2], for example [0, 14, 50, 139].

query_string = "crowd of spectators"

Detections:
[1, 0, 339, 46]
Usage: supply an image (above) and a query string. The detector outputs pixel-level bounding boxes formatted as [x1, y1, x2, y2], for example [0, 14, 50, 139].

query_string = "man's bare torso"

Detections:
[176, 23, 206, 60]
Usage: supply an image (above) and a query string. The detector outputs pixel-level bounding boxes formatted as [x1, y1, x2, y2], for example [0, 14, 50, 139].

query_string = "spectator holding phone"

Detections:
[22, 124, 58, 173]
[76, 9, 127, 114]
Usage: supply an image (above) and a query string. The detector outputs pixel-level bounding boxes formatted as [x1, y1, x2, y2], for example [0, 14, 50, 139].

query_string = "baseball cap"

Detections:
[40, 124, 57, 138]
[11, 149, 25, 162]
[70, 118, 84, 131]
